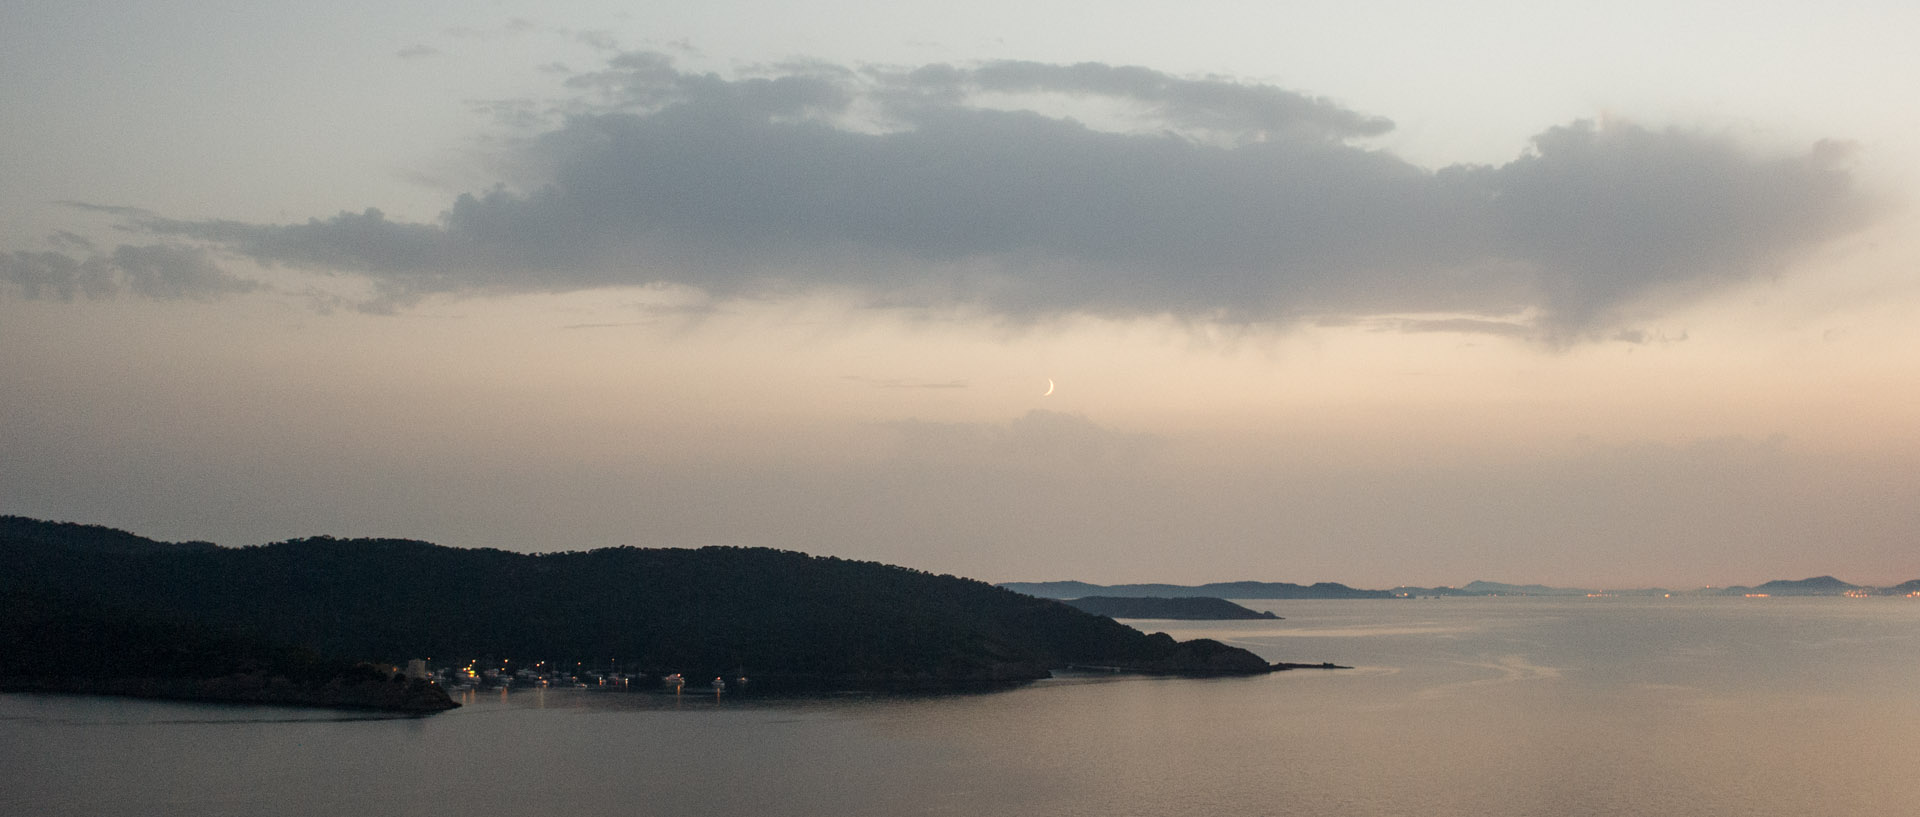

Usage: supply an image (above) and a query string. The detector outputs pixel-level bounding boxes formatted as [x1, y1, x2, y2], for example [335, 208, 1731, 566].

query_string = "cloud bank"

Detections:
[15, 53, 1875, 334]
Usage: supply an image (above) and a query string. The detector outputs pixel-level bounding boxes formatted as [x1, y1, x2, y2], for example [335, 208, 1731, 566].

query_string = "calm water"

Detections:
[5, 597, 1919, 816]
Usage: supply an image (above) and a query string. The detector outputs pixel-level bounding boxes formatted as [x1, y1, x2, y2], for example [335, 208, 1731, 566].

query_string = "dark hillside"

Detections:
[0, 516, 219, 554]
[2, 518, 1280, 692]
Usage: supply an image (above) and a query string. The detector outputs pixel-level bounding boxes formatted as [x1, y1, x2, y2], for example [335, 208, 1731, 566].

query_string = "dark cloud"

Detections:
[1, 243, 256, 302]
[395, 44, 440, 60]
[72, 53, 1876, 332]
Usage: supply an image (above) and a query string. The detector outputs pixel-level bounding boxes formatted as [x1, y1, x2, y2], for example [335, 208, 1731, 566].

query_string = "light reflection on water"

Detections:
[4, 597, 1919, 816]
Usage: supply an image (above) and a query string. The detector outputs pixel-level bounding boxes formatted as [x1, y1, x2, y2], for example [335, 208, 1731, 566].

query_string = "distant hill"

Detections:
[1699, 576, 1866, 596]
[1065, 596, 1281, 620]
[1, 517, 1288, 699]
[1459, 580, 1592, 596]
[1387, 581, 1673, 597]
[1002, 580, 1391, 600]
[1752, 576, 1859, 595]
[1883, 579, 1920, 596]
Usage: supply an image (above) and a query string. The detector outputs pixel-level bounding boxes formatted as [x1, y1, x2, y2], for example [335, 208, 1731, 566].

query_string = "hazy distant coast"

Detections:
[1005, 576, 1920, 599]
[1064, 596, 1280, 620]
[1004, 580, 1392, 600]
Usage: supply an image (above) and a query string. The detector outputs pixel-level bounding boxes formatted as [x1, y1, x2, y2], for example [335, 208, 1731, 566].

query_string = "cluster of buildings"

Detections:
[410, 659, 742, 693]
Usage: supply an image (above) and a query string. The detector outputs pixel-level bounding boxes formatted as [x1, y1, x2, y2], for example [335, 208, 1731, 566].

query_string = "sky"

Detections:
[4, 0, 1918, 589]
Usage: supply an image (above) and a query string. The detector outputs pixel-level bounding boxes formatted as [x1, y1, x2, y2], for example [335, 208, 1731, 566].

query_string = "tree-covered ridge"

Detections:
[0, 589, 455, 711]
[0, 515, 219, 554]
[0, 516, 1277, 691]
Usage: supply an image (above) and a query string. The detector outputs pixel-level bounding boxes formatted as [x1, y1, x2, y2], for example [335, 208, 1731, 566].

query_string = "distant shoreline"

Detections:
[1001, 575, 1920, 600]
[1064, 596, 1281, 620]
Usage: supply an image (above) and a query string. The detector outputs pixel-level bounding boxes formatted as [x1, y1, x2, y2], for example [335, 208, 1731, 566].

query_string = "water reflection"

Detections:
[4, 598, 1919, 817]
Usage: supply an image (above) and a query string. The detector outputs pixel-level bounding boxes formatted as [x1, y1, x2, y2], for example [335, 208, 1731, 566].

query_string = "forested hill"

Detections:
[1, 516, 1280, 690]
[0, 516, 220, 554]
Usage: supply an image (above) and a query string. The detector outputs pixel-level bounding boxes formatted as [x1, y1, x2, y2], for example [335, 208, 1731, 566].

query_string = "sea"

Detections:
[4, 596, 1918, 816]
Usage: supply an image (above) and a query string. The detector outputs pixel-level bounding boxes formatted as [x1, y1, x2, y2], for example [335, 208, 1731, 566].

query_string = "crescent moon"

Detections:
[1043, 378, 1055, 397]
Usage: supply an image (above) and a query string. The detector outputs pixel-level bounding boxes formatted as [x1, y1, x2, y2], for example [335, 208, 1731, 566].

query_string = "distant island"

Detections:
[1006, 575, 1920, 599]
[1065, 596, 1281, 620]
[1, 516, 1327, 711]
[1388, 576, 1920, 598]
[1003, 580, 1392, 600]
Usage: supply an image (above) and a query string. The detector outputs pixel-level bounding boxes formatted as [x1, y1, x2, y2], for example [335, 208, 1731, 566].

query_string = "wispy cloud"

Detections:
[2, 244, 257, 302]
[1388, 317, 1536, 338]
